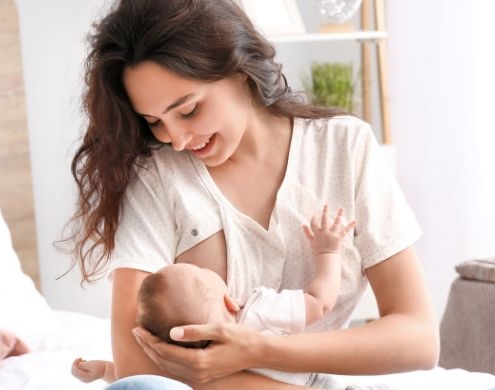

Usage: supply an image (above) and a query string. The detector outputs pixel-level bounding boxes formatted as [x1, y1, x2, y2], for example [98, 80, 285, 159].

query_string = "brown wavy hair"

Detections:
[68, 0, 342, 283]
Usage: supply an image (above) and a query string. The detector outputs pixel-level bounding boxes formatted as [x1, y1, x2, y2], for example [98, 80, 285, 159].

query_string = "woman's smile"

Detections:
[189, 134, 215, 156]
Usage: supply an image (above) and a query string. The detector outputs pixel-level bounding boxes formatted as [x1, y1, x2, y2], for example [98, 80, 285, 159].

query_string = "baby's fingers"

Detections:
[302, 224, 314, 241]
[72, 358, 83, 367]
[320, 205, 329, 230]
[331, 208, 344, 229]
[77, 360, 93, 370]
[71, 358, 87, 376]
[303, 225, 315, 241]
[71, 358, 81, 371]
[310, 215, 320, 233]
[344, 220, 357, 234]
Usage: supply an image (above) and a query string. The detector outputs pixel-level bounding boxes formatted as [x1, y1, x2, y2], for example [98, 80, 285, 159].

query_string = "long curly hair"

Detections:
[68, 0, 342, 282]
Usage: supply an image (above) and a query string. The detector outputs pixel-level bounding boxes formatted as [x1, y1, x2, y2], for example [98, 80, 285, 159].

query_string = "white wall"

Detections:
[387, 0, 495, 317]
[16, 0, 111, 318]
[472, 2, 495, 251]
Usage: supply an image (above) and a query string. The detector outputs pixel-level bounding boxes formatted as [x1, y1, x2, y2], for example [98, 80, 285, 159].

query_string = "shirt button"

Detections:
[191, 229, 198, 236]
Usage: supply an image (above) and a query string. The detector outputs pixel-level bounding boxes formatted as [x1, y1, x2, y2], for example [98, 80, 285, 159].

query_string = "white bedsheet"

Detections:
[1, 310, 495, 390]
[332, 368, 495, 389]
[0, 310, 111, 390]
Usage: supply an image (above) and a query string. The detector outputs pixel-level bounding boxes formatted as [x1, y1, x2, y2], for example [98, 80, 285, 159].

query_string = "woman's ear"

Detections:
[224, 294, 240, 313]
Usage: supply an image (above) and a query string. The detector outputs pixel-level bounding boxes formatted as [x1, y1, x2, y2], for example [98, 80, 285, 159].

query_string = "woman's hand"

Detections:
[132, 322, 265, 385]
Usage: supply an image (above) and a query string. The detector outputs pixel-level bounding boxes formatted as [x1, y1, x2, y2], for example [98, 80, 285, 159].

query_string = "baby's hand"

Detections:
[303, 206, 356, 254]
[71, 357, 105, 383]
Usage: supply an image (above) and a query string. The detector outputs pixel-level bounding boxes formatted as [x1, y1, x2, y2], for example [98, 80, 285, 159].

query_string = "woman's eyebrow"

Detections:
[139, 93, 195, 117]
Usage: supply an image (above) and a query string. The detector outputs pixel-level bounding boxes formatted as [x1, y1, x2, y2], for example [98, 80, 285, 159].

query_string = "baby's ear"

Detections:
[224, 294, 240, 313]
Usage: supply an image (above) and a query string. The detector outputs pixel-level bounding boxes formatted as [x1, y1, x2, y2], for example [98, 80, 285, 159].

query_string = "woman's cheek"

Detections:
[195, 115, 216, 135]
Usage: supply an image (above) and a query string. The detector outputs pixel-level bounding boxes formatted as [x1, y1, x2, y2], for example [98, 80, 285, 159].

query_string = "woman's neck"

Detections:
[231, 108, 292, 164]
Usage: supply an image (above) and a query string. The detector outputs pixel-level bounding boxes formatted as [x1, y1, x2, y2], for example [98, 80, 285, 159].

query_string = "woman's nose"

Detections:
[168, 126, 193, 151]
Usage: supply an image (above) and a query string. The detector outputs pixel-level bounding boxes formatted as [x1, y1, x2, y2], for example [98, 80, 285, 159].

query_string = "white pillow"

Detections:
[0, 210, 61, 349]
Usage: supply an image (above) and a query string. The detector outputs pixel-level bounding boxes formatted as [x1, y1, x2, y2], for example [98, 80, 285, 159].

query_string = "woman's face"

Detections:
[123, 61, 253, 167]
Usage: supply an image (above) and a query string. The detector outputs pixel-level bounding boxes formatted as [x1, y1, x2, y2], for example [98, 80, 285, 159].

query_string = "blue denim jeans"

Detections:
[105, 375, 192, 390]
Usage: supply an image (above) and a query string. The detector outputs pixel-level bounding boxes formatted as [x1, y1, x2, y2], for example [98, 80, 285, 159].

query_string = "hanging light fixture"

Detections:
[312, 0, 363, 23]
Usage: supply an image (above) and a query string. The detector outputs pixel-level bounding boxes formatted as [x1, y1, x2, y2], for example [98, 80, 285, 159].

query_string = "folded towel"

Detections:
[455, 257, 495, 283]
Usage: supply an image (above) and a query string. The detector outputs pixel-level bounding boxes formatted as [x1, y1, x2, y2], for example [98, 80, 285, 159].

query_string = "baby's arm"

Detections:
[302, 206, 356, 324]
[71, 358, 116, 383]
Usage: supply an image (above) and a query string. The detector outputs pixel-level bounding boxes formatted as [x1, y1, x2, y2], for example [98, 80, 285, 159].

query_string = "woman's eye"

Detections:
[180, 104, 198, 119]
[148, 120, 161, 128]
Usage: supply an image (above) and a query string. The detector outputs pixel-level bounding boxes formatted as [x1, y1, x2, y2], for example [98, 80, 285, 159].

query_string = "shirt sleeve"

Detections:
[352, 122, 422, 269]
[239, 286, 306, 335]
[107, 162, 176, 277]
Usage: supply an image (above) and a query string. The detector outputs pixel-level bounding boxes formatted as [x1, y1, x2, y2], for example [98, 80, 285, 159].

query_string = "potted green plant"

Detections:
[303, 62, 355, 114]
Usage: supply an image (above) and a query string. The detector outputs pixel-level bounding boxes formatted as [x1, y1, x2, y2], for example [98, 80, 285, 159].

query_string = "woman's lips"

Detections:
[189, 134, 215, 156]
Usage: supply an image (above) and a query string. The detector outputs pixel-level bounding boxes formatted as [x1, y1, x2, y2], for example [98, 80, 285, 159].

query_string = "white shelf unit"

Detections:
[269, 30, 387, 44]
[269, 0, 391, 145]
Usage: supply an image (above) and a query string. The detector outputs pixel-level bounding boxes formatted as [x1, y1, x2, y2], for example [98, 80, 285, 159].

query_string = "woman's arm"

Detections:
[133, 326, 310, 389]
[114, 268, 309, 388]
[153, 246, 439, 383]
[264, 246, 440, 374]
[112, 268, 163, 378]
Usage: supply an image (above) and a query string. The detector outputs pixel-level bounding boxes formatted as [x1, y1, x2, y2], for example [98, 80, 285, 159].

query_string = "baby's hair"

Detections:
[137, 270, 210, 349]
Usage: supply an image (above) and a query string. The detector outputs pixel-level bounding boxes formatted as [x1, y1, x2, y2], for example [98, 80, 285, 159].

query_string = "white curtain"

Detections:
[387, 0, 495, 316]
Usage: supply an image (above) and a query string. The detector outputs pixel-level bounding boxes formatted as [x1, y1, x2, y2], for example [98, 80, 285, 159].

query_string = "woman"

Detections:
[70, 0, 439, 388]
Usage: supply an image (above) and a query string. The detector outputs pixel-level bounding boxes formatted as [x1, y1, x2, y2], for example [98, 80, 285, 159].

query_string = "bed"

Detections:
[0, 211, 111, 389]
[1, 213, 495, 390]
[0, 311, 111, 390]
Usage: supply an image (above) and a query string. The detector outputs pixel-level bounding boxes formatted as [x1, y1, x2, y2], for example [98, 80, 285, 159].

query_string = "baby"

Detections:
[72, 206, 355, 386]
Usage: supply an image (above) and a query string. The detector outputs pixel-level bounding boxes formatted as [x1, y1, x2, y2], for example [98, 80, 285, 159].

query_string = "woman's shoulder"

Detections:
[132, 146, 189, 179]
[295, 115, 374, 149]
[297, 115, 372, 134]
[125, 146, 196, 199]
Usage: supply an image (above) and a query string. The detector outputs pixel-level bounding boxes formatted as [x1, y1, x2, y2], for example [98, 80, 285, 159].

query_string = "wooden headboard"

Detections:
[0, 0, 39, 287]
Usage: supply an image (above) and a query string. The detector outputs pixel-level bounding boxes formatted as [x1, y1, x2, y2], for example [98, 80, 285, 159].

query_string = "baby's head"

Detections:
[137, 263, 238, 348]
